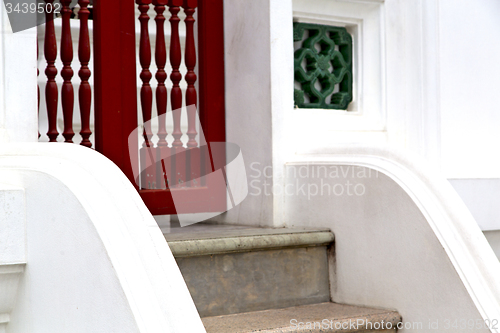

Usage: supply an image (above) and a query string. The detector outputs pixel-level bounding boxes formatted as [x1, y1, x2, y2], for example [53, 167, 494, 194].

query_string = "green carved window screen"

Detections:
[294, 22, 353, 110]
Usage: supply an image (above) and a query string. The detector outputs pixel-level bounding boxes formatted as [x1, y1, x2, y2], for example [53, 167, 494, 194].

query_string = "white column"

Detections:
[270, 0, 294, 227]
[215, 0, 292, 227]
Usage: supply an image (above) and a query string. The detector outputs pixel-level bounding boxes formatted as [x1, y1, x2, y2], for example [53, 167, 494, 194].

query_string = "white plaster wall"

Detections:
[0, 7, 37, 330]
[0, 185, 25, 333]
[291, 0, 388, 148]
[0, 6, 37, 144]
[221, 0, 500, 234]
[437, 0, 500, 234]
[219, 0, 438, 227]
[384, 0, 442, 168]
[220, 0, 447, 226]
[0, 185, 25, 266]
[449, 179, 500, 231]
[288, 0, 442, 167]
[439, 0, 500, 179]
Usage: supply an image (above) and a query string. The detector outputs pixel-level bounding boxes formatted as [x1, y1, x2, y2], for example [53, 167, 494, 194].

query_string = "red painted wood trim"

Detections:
[198, 0, 225, 145]
[137, 0, 153, 148]
[140, 185, 225, 215]
[78, 0, 92, 148]
[168, 1, 183, 148]
[60, 0, 75, 143]
[44, 0, 59, 142]
[153, 0, 168, 147]
[37, 39, 40, 139]
[93, 0, 138, 187]
[198, 0, 226, 213]
[183, 0, 198, 148]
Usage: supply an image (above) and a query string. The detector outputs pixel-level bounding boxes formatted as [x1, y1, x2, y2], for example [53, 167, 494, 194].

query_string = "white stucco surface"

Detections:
[439, 0, 500, 179]
[0, 185, 25, 266]
[0, 143, 205, 333]
[0, 185, 25, 333]
[449, 179, 500, 231]
[0, 7, 37, 144]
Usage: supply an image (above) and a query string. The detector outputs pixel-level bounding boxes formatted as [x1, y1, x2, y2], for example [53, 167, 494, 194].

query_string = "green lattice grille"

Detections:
[294, 22, 353, 110]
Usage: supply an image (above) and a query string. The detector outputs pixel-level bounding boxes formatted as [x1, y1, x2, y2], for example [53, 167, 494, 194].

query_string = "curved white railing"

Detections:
[0, 143, 205, 333]
[288, 145, 500, 331]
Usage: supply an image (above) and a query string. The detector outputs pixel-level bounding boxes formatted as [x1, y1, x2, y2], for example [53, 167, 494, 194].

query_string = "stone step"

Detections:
[165, 225, 335, 257]
[164, 225, 335, 317]
[202, 302, 402, 333]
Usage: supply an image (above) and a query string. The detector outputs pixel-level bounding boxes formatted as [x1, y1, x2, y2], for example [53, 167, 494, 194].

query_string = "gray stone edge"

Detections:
[168, 231, 335, 257]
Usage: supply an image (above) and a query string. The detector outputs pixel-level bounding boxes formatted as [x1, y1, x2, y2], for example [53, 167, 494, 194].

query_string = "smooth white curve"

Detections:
[0, 143, 205, 333]
[289, 145, 500, 331]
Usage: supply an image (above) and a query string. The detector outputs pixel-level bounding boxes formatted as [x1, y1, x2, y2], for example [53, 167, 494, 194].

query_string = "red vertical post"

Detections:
[198, 0, 226, 211]
[183, 0, 197, 148]
[78, 0, 92, 148]
[198, 0, 225, 144]
[168, 0, 183, 148]
[137, 0, 153, 147]
[183, 0, 199, 188]
[60, 0, 75, 143]
[44, 0, 59, 142]
[93, 0, 138, 187]
[153, 0, 170, 189]
[153, 0, 168, 147]
[136, 0, 156, 189]
[168, 0, 185, 188]
[37, 39, 40, 139]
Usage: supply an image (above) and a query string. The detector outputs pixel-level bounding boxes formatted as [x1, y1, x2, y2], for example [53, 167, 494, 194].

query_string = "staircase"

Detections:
[164, 223, 402, 332]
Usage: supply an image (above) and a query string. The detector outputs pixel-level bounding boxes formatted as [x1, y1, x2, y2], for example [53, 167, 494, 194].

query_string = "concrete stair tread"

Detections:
[165, 226, 334, 257]
[202, 302, 401, 333]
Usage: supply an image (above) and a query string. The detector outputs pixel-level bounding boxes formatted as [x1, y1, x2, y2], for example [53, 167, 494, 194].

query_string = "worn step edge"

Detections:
[202, 302, 402, 333]
[167, 231, 334, 257]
